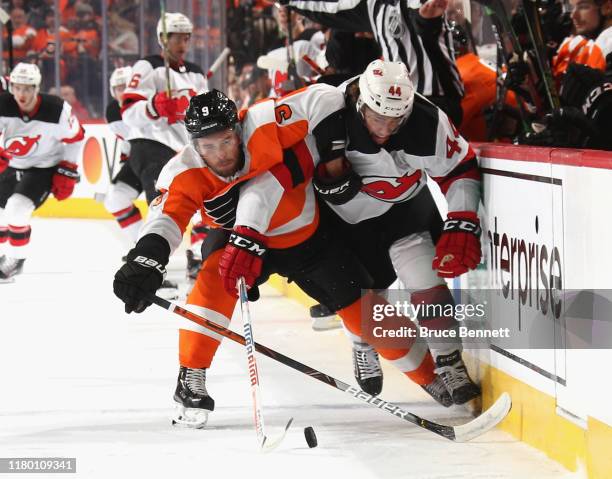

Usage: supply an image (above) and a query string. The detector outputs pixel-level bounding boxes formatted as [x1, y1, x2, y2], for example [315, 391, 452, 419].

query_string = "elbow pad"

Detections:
[313, 164, 362, 205]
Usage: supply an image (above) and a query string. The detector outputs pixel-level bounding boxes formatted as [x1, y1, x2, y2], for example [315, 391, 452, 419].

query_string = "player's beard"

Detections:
[207, 149, 245, 179]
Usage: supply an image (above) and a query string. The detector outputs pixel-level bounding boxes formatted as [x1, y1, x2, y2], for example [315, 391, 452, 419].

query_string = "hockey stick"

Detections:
[206, 47, 231, 79]
[257, 54, 322, 75]
[300, 54, 325, 76]
[149, 294, 512, 442]
[477, 0, 535, 135]
[159, 0, 172, 97]
[0, 8, 13, 71]
[521, 0, 561, 111]
[238, 277, 293, 451]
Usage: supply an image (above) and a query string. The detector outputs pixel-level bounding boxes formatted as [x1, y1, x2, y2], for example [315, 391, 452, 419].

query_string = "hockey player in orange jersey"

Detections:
[552, 0, 612, 81]
[113, 87, 450, 428]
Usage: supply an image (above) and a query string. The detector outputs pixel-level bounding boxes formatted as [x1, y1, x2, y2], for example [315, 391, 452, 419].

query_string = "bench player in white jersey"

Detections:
[0, 63, 84, 281]
[313, 60, 482, 405]
[106, 65, 206, 290]
[113, 87, 450, 427]
[120, 12, 208, 205]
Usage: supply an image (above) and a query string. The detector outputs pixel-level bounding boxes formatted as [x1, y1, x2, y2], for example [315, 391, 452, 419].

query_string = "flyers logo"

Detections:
[361, 171, 422, 203]
[5, 135, 41, 156]
[202, 181, 243, 228]
[274, 104, 293, 124]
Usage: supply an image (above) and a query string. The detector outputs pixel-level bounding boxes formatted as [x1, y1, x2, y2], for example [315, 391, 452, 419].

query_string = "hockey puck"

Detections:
[304, 426, 318, 448]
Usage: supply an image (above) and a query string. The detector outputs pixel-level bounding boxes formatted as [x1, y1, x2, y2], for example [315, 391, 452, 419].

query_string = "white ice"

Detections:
[0, 219, 580, 478]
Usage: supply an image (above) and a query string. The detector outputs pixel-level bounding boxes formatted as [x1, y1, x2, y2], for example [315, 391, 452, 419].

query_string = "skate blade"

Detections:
[0, 277, 16, 284]
[311, 316, 342, 331]
[171, 405, 209, 429]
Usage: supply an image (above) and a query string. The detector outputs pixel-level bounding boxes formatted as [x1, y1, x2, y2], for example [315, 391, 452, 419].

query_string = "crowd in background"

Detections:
[0, 0, 223, 119]
[225, 0, 611, 149]
[1, 0, 610, 149]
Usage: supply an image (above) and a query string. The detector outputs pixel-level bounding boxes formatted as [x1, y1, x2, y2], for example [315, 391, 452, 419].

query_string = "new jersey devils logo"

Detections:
[361, 170, 422, 203]
[5, 135, 41, 156]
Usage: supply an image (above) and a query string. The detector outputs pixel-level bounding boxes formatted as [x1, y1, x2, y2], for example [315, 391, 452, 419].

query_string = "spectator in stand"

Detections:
[3, 8, 37, 63]
[241, 66, 270, 107]
[73, 3, 101, 58]
[61, 0, 79, 23]
[49, 85, 92, 122]
[68, 2, 102, 117]
[26, 0, 55, 29]
[32, 9, 70, 89]
[108, 11, 139, 56]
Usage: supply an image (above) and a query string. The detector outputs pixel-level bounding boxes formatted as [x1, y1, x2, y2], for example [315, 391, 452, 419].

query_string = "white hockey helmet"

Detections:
[357, 60, 415, 118]
[9, 62, 42, 93]
[156, 12, 193, 47]
[109, 66, 133, 98]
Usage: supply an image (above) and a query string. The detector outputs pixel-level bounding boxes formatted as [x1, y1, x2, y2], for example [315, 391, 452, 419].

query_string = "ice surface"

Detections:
[0, 219, 580, 478]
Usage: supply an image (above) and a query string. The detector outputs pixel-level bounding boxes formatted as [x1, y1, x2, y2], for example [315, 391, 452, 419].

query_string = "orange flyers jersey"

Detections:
[234, 83, 346, 248]
[139, 83, 346, 252]
[236, 138, 320, 249]
[457, 53, 517, 142]
[553, 35, 607, 80]
[257, 82, 347, 156]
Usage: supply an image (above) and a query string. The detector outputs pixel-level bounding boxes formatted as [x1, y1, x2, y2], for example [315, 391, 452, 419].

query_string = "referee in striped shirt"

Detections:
[281, 0, 465, 125]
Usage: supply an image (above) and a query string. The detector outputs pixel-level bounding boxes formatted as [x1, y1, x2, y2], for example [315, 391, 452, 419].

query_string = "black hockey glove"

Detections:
[113, 234, 170, 314]
[313, 162, 362, 205]
[560, 63, 605, 108]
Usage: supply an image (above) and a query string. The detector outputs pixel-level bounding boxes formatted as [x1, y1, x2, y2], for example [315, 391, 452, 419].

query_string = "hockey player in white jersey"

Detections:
[314, 60, 481, 404]
[120, 11, 208, 205]
[103, 66, 144, 243]
[119, 12, 208, 295]
[0, 63, 84, 281]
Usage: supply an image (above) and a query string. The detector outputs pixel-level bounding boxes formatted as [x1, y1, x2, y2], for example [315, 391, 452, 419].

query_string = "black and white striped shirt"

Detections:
[286, 0, 464, 99]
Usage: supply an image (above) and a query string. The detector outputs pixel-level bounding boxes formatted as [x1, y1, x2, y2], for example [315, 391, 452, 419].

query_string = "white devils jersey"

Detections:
[266, 40, 322, 97]
[330, 87, 480, 224]
[0, 93, 84, 169]
[121, 55, 208, 152]
[105, 99, 131, 157]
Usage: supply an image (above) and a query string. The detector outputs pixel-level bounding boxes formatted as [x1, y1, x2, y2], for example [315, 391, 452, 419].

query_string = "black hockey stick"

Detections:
[477, 0, 535, 135]
[149, 294, 511, 442]
[0, 8, 13, 71]
[520, 0, 561, 111]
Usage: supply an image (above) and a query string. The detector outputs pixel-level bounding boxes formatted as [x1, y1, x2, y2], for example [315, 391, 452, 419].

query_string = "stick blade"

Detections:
[257, 55, 288, 72]
[452, 392, 512, 442]
[260, 417, 294, 453]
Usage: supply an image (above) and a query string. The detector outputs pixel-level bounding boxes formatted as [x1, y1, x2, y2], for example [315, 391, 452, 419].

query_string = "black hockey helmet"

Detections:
[185, 89, 238, 139]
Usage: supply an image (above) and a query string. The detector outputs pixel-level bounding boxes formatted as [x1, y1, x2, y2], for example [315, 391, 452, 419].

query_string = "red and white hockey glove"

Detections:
[0, 147, 12, 174]
[218, 226, 267, 297]
[51, 161, 80, 201]
[432, 211, 482, 278]
[148, 92, 190, 124]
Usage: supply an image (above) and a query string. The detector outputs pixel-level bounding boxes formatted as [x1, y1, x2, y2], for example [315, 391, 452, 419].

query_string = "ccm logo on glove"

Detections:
[228, 232, 266, 256]
[442, 218, 482, 235]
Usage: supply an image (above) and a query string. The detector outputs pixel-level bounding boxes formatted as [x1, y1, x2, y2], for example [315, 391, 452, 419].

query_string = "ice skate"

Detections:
[352, 342, 383, 396]
[421, 374, 453, 407]
[0, 257, 25, 283]
[185, 249, 202, 281]
[172, 366, 215, 429]
[435, 350, 481, 405]
[310, 303, 342, 331]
